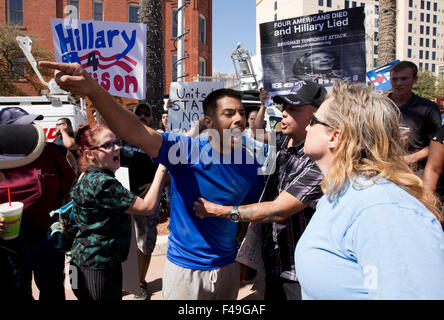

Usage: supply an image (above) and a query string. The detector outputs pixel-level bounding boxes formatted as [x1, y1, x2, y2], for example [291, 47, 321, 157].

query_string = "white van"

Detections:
[0, 95, 87, 142]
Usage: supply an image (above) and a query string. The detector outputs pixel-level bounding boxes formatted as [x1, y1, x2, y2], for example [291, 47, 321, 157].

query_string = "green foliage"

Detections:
[0, 23, 54, 96]
[437, 78, 444, 98]
[413, 71, 437, 100]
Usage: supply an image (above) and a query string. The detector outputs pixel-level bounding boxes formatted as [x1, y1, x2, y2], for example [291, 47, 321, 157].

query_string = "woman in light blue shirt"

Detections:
[295, 81, 444, 300]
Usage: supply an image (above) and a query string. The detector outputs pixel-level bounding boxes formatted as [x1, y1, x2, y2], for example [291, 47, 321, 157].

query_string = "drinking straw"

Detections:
[8, 186, 11, 206]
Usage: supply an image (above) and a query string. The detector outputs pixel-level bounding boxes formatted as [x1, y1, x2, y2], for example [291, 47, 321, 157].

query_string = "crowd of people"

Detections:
[1, 59, 444, 301]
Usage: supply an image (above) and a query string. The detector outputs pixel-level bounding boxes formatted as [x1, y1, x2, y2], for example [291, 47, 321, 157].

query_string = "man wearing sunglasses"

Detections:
[193, 80, 326, 300]
[120, 102, 160, 300]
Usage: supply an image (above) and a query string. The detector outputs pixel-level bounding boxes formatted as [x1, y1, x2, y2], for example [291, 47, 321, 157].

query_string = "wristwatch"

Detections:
[228, 206, 240, 223]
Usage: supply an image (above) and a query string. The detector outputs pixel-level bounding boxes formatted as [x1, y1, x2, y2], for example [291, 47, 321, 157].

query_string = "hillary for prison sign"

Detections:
[51, 18, 146, 99]
[260, 7, 366, 95]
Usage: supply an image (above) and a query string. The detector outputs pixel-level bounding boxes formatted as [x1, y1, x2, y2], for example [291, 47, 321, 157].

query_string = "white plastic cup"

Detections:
[0, 202, 24, 240]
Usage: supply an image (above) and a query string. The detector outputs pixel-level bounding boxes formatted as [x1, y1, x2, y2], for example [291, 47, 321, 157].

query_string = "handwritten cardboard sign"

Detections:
[51, 18, 146, 99]
[168, 82, 223, 133]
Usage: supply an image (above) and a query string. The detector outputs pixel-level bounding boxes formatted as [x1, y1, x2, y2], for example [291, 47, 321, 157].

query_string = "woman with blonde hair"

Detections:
[295, 81, 444, 299]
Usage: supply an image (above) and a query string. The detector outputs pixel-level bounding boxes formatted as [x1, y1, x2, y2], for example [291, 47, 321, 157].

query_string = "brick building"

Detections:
[1, 0, 212, 106]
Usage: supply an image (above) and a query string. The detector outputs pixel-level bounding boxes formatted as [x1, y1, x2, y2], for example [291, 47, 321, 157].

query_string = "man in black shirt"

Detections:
[120, 103, 159, 300]
[389, 61, 442, 173]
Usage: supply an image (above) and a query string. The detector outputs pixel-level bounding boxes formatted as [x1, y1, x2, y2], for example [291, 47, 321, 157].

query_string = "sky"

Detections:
[212, 1, 257, 74]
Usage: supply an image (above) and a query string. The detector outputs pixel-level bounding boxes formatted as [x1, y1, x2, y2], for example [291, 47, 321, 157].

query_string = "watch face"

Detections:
[229, 212, 240, 222]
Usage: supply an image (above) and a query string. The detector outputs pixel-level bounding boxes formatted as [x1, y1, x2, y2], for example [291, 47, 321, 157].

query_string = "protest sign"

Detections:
[260, 7, 366, 95]
[235, 222, 265, 274]
[366, 60, 400, 93]
[168, 82, 223, 133]
[50, 18, 146, 99]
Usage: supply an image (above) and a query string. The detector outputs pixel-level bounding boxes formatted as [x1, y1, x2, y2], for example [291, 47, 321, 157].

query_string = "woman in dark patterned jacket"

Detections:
[70, 125, 167, 301]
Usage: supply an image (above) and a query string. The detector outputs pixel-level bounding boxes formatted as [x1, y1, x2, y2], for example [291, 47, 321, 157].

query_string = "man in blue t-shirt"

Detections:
[38, 59, 263, 300]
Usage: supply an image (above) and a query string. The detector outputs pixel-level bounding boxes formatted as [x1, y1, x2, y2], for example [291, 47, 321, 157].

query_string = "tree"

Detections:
[377, 0, 396, 66]
[0, 23, 53, 96]
[139, 0, 165, 129]
[437, 78, 444, 99]
[413, 71, 437, 100]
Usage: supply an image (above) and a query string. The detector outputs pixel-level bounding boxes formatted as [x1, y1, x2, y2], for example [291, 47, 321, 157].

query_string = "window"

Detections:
[420, 38, 424, 46]
[345, 0, 350, 9]
[408, 36, 412, 45]
[318, 0, 323, 6]
[433, 39, 436, 48]
[375, 31, 379, 41]
[433, 15, 437, 23]
[419, 62, 423, 70]
[432, 51, 436, 60]
[408, 24, 413, 32]
[318, 10, 324, 13]
[93, 0, 103, 21]
[433, 26, 437, 35]
[427, 1, 430, 10]
[420, 25, 424, 34]
[409, 11, 413, 20]
[426, 51, 429, 59]
[327, 0, 332, 7]
[426, 14, 430, 22]
[425, 63, 429, 71]
[352, 1, 357, 8]
[426, 26, 430, 35]
[68, 0, 79, 19]
[374, 18, 379, 28]
[409, 0, 413, 7]
[199, 57, 206, 76]
[128, 4, 139, 23]
[274, 1, 277, 10]
[432, 64, 435, 73]
[361, 2, 365, 7]
[274, 13, 277, 21]
[421, 0, 425, 9]
[420, 50, 424, 59]
[172, 8, 178, 38]
[426, 38, 430, 47]
[172, 55, 177, 82]
[434, 2, 438, 11]
[408, 49, 412, 58]
[8, 0, 23, 25]
[420, 12, 424, 21]
[374, 45, 378, 55]
[10, 57, 25, 77]
[375, 5, 379, 14]
[199, 14, 206, 44]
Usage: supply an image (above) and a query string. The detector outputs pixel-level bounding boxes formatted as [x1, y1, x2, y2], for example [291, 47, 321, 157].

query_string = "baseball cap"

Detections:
[272, 81, 327, 108]
[0, 107, 44, 125]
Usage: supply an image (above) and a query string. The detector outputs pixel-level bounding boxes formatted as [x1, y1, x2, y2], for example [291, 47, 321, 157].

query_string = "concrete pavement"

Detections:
[31, 252, 265, 300]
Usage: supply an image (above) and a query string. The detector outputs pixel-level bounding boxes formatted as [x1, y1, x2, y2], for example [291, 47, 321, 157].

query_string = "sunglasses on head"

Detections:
[135, 110, 151, 117]
[89, 139, 121, 151]
[309, 115, 335, 129]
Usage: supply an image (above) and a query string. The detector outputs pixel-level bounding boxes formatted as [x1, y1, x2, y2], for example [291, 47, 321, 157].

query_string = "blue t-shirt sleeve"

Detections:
[153, 132, 194, 172]
[346, 203, 444, 299]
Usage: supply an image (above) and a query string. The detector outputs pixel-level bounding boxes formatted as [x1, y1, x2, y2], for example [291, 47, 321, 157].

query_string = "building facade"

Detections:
[256, 0, 444, 76]
[0, 0, 212, 100]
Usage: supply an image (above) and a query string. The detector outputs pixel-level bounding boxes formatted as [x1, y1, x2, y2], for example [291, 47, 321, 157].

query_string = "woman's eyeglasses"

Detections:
[309, 115, 335, 129]
[89, 139, 121, 151]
